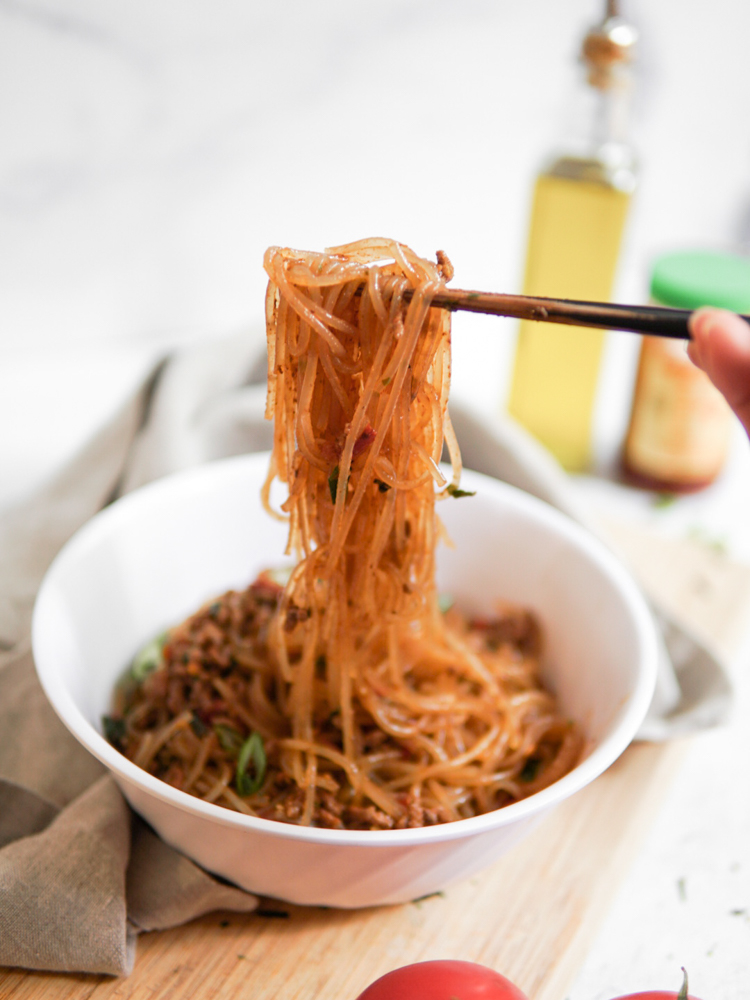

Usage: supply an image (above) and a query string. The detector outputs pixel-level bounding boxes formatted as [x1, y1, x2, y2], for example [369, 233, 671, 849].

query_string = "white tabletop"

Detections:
[2, 2, 749, 996]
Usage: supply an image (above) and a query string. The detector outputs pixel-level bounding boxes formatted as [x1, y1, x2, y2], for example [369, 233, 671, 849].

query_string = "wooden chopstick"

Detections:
[404, 287, 749, 340]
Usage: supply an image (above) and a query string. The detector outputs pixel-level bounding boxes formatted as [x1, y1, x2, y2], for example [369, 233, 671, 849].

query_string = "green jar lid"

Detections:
[650, 250, 750, 312]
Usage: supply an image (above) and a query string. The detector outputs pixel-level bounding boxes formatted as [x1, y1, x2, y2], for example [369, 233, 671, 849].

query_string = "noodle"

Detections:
[105, 239, 582, 829]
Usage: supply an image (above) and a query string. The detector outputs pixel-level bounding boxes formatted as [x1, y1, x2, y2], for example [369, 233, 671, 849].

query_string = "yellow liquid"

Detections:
[507, 169, 631, 471]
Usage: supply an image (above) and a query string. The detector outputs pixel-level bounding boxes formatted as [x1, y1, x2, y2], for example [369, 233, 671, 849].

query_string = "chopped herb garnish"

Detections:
[382, 376, 391, 386]
[686, 525, 728, 554]
[520, 757, 541, 782]
[214, 723, 244, 756]
[131, 631, 168, 682]
[446, 483, 476, 499]
[653, 492, 677, 509]
[328, 465, 340, 503]
[438, 593, 454, 614]
[329, 464, 350, 503]
[374, 478, 391, 493]
[411, 890, 445, 905]
[102, 715, 126, 748]
[190, 713, 209, 737]
[236, 731, 266, 797]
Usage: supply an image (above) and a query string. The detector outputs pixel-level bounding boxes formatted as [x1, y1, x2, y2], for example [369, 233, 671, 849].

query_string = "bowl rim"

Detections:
[32, 452, 659, 848]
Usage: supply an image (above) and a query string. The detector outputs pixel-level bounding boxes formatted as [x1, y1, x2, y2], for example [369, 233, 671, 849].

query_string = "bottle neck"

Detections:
[546, 10, 638, 192]
[547, 76, 637, 192]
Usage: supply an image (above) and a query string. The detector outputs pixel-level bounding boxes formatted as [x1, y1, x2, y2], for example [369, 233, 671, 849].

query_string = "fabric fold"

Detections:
[0, 776, 133, 975]
[126, 818, 259, 933]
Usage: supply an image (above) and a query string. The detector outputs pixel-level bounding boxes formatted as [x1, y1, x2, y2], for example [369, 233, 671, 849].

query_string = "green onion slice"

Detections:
[214, 723, 244, 756]
[236, 732, 266, 797]
[131, 631, 168, 682]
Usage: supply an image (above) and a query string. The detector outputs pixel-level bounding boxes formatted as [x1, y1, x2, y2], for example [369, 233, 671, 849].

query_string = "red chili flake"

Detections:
[249, 574, 283, 605]
[468, 618, 492, 631]
[352, 424, 376, 459]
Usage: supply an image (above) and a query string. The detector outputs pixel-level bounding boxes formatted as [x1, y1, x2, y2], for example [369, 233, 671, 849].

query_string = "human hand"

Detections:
[688, 307, 750, 437]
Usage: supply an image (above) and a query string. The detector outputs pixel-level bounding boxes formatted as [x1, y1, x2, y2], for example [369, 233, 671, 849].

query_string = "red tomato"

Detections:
[354, 960, 529, 1000]
[609, 994, 701, 1000]
[609, 969, 700, 1000]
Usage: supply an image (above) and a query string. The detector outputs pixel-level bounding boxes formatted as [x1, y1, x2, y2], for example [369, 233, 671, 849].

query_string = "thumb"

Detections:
[688, 307, 750, 436]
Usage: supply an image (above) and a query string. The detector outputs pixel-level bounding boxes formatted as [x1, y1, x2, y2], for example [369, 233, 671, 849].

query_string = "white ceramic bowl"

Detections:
[32, 453, 658, 908]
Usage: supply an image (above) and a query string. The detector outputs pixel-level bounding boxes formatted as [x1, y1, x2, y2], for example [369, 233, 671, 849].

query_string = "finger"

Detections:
[688, 307, 750, 434]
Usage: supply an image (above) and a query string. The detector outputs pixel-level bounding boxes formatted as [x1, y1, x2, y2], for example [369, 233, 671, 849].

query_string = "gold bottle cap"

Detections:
[582, 1, 638, 90]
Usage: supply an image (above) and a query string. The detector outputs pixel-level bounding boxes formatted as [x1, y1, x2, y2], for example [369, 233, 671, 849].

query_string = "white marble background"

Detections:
[1, 1, 750, 997]
[2, 0, 750, 501]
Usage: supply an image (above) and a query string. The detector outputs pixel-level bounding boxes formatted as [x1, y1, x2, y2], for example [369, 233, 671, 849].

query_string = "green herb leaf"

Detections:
[653, 492, 677, 509]
[131, 631, 168, 682]
[190, 713, 209, 737]
[214, 723, 244, 756]
[520, 756, 541, 782]
[411, 890, 445, 906]
[446, 483, 476, 499]
[102, 715, 126, 748]
[437, 593, 454, 614]
[328, 465, 340, 503]
[236, 731, 266, 797]
[328, 465, 350, 503]
[686, 524, 728, 554]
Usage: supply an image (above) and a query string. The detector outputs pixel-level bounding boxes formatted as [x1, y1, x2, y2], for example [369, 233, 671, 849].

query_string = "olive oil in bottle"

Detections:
[507, 2, 637, 471]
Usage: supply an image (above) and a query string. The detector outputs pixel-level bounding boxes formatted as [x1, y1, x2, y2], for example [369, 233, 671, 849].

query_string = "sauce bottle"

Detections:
[623, 250, 750, 492]
[507, 0, 637, 471]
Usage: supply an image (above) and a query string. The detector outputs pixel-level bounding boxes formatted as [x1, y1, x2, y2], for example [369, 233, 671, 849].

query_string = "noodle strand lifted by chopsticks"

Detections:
[109, 240, 582, 829]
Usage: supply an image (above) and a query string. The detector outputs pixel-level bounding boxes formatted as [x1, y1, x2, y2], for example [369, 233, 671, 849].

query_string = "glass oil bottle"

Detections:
[507, 1, 638, 471]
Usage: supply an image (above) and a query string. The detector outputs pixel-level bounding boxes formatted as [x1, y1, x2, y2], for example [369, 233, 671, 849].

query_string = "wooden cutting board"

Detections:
[2, 524, 748, 1000]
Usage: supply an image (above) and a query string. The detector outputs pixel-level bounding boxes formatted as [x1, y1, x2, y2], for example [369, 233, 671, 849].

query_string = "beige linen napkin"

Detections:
[0, 339, 265, 977]
[0, 329, 735, 976]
